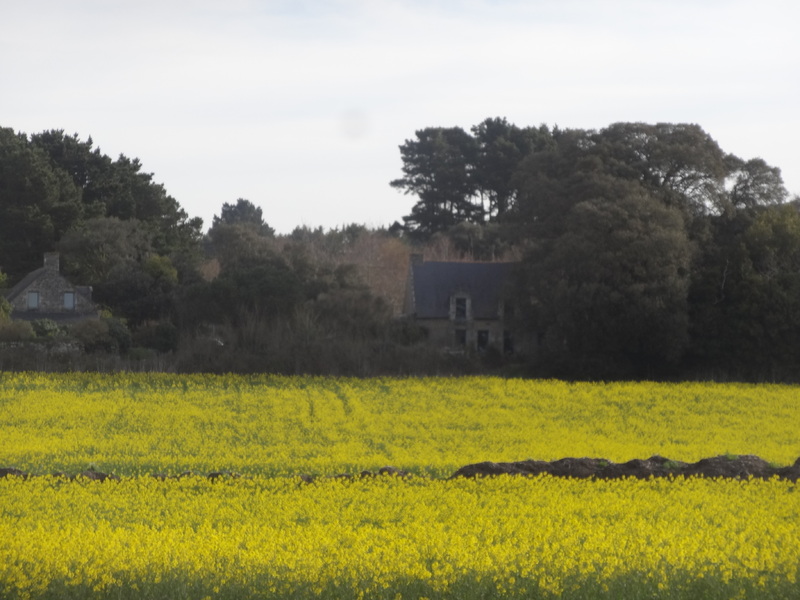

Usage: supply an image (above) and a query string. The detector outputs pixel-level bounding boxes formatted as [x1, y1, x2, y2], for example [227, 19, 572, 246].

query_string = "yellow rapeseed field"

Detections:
[1, 372, 798, 476]
[0, 373, 798, 599]
[0, 474, 798, 599]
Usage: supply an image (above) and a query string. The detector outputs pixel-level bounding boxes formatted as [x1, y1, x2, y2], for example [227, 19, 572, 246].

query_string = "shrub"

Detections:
[31, 319, 65, 339]
[68, 318, 130, 354]
[105, 318, 133, 353]
[69, 319, 111, 352]
[0, 320, 35, 342]
[0, 295, 11, 322]
[132, 321, 179, 353]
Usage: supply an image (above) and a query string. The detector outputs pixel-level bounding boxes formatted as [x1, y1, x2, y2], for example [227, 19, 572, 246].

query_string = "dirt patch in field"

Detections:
[2, 456, 799, 482]
[449, 455, 800, 481]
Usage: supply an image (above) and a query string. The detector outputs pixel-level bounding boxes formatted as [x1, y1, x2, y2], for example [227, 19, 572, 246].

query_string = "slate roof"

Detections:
[408, 261, 516, 319]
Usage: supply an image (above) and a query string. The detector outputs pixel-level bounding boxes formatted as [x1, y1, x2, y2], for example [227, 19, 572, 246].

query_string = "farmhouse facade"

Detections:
[4, 253, 97, 322]
[403, 255, 523, 354]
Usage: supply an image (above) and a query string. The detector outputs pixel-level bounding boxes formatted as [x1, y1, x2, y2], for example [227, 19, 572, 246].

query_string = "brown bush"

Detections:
[0, 320, 35, 342]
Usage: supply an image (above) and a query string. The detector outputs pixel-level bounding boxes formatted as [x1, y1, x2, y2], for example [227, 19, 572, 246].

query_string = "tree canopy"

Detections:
[211, 198, 275, 237]
[392, 118, 798, 379]
[391, 118, 552, 238]
[0, 128, 83, 276]
[0, 128, 203, 286]
[2, 120, 799, 380]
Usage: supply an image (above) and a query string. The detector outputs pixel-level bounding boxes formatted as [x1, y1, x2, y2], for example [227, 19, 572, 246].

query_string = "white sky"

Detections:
[2, 0, 798, 233]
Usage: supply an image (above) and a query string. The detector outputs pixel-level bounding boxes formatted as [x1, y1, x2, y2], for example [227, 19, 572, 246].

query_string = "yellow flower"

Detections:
[0, 374, 799, 598]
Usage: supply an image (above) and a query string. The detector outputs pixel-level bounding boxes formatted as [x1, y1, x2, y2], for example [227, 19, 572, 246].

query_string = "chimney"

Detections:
[43, 253, 60, 272]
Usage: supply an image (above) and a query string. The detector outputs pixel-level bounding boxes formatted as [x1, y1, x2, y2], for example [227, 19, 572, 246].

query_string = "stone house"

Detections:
[4, 253, 97, 322]
[403, 255, 523, 354]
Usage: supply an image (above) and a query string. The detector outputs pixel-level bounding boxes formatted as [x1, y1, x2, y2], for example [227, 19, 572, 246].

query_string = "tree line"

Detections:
[393, 119, 800, 379]
[1, 121, 799, 380]
[0, 127, 446, 374]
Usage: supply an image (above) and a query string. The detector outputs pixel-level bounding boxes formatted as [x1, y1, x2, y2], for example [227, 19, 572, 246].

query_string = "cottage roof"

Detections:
[5, 267, 50, 302]
[6, 270, 93, 303]
[409, 261, 516, 319]
[4, 254, 96, 322]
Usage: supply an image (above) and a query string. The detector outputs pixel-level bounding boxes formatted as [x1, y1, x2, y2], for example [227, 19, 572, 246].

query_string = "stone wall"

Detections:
[421, 318, 510, 354]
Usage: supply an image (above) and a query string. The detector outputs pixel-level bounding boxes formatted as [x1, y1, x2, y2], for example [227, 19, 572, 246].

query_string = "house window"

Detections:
[454, 328, 467, 347]
[63, 291, 75, 310]
[26, 291, 39, 310]
[477, 330, 489, 352]
[454, 297, 468, 320]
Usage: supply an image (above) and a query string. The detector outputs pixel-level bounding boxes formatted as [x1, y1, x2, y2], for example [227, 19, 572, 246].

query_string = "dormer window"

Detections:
[63, 291, 75, 310]
[26, 291, 39, 310]
[455, 297, 467, 319]
[452, 295, 470, 320]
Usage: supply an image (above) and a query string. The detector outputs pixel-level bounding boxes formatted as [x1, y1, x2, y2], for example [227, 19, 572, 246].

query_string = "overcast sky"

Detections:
[3, 0, 798, 233]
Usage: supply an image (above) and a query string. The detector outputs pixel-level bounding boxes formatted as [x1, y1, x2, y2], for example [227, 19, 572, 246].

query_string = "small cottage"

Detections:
[403, 255, 522, 354]
[4, 253, 97, 322]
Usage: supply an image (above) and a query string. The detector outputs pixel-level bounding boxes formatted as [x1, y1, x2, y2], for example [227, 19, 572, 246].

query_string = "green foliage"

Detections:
[207, 222, 277, 271]
[142, 254, 178, 285]
[471, 117, 554, 217]
[0, 320, 35, 342]
[304, 288, 393, 341]
[387, 318, 428, 346]
[0, 295, 11, 323]
[69, 318, 131, 354]
[688, 203, 800, 377]
[58, 218, 182, 326]
[105, 318, 133, 353]
[392, 118, 554, 238]
[58, 217, 147, 281]
[1, 127, 201, 326]
[176, 251, 305, 331]
[31, 130, 203, 247]
[444, 221, 512, 261]
[496, 119, 796, 379]
[132, 321, 179, 353]
[211, 198, 274, 237]
[2, 119, 799, 379]
[0, 127, 83, 279]
[30, 319, 65, 339]
[521, 183, 692, 377]
[391, 126, 481, 237]
[587, 122, 730, 216]
[726, 156, 788, 210]
[69, 319, 110, 352]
